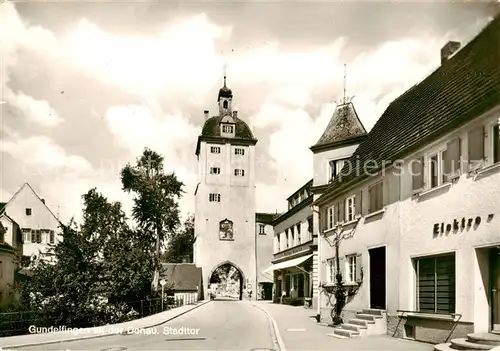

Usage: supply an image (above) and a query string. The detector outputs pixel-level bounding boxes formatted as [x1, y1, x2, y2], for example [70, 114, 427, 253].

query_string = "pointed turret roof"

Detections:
[310, 102, 367, 153]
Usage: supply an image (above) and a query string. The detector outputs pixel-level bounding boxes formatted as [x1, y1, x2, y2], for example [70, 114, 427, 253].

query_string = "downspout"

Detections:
[255, 221, 258, 301]
[312, 205, 322, 322]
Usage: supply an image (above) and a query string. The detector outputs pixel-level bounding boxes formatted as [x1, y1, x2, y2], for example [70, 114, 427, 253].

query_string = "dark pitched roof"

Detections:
[200, 115, 255, 140]
[0, 202, 6, 214]
[160, 263, 202, 291]
[255, 213, 278, 224]
[315, 15, 500, 206]
[195, 115, 258, 155]
[310, 102, 367, 152]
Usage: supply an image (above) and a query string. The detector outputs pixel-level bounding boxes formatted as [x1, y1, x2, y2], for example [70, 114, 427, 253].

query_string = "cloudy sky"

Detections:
[1, 1, 498, 225]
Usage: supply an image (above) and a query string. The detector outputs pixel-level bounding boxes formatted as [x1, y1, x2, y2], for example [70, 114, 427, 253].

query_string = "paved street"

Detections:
[12, 299, 276, 351]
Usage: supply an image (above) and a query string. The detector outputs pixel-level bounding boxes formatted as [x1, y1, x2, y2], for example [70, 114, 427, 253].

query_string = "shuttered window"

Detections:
[417, 254, 455, 314]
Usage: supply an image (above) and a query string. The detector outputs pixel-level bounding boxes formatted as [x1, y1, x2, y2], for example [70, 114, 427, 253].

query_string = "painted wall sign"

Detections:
[433, 214, 495, 237]
[274, 242, 310, 260]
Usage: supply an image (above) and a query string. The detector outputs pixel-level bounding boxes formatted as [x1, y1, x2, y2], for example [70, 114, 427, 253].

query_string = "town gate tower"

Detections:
[194, 72, 258, 300]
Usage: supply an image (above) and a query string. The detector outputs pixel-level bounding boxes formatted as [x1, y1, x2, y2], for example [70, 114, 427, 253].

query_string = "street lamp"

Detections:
[160, 279, 166, 311]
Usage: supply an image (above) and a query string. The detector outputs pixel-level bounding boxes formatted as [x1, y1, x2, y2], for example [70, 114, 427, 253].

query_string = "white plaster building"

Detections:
[0, 183, 62, 265]
[255, 213, 277, 300]
[313, 15, 500, 346]
[193, 74, 260, 300]
[266, 180, 315, 306]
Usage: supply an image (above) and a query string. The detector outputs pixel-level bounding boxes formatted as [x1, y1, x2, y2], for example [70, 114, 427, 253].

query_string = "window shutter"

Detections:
[323, 207, 328, 231]
[335, 201, 340, 225]
[338, 256, 346, 283]
[355, 253, 362, 283]
[355, 191, 362, 216]
[468, 126, 485, 168]
[444, 138, 461, 179]
[339, 198, 345, 223]
[412, 157, 424, 191]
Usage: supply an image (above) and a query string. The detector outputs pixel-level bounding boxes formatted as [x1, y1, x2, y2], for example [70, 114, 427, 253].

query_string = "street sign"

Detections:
[160, 279, 166, 287]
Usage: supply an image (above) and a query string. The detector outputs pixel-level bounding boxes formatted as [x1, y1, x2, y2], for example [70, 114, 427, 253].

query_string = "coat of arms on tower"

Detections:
[219, 219, 234, 240]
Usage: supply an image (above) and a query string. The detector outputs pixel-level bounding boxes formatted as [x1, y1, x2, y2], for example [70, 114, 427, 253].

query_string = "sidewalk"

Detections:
[0, 300, 211, 349]
[253, 301, 434, 351]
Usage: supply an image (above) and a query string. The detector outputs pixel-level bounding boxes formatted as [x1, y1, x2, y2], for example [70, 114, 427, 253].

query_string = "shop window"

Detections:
[417, 253, 455, 314]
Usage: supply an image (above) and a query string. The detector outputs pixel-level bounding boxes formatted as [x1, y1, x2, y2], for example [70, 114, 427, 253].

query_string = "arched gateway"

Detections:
[209, 261, 245, 300]
[192, 71, 258, 301]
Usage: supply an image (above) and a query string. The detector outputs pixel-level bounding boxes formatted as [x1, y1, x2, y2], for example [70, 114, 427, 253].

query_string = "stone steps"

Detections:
[330, 308, 386, 339]
[434, 332, 500, 350]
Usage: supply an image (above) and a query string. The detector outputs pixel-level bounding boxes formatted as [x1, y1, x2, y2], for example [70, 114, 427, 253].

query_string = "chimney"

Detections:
[232, 111, 238, 118]
[204, 110, 209, 120]
[41, 199, 45, 204]
[440, 41, 461, 65]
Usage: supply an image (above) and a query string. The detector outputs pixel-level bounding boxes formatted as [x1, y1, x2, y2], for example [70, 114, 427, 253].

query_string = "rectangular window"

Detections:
[276, 235, 281, 252]
[222, 125, 234, 133]
[285, 229, 289, 249]
[210, 167, 221, 175]
[234, 169, 245, 176]
[209, 193, 221, 202]
[346, 255, 357, 283]
[235, 148, 245, 155]
[328, 159, 347, 181]
[428, 151, 445, 188]
[290, 227, 295, 246]
[327, 206, 335, 229]
[210, 146, 221, 154]
[26, 208, 32, 216]
[307, 217, 313, 235]
[259, 224, 265, 235]
[417, 254, 455, 314]
[369, 182, 383, 213]
[296, 223, 301, 244]
[35, 230, 41, 243]
[50, 230, 55, 244]
[22, 229, 31, 243]
[493, 121, 500, 164]
[345, 195, 355, 222]
[327, 258, 336, 284]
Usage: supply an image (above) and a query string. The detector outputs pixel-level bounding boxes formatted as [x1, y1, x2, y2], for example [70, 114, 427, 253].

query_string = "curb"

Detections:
[1, 300, 211, 349]
[251, 303, 287, 351]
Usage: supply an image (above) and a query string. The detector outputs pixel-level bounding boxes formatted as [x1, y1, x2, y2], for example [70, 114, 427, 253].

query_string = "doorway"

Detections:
[490, 248, 500, 331]
[369, 246, 386, 310]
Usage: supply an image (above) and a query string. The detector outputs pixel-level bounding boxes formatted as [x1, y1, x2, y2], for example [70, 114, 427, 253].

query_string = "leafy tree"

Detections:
[121, 148, 184, 290]
[162, 214, 195, 263]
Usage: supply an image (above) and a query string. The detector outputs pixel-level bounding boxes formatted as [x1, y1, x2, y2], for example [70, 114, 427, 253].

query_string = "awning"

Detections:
[263, 254, 313, 274]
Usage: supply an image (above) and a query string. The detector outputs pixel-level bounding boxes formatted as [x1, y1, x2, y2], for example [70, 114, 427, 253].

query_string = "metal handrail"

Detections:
[393, 309, 462, 343]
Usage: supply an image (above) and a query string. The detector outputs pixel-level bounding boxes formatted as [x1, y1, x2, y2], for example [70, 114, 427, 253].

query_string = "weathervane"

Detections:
[223, 62, 228, 86]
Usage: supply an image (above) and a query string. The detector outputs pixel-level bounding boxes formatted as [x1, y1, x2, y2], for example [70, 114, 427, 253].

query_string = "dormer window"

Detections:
[222, 124, 234, 134]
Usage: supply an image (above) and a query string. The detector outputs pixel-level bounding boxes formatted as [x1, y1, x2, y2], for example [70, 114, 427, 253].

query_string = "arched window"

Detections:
[219, 219, 234, 240]
[223, 100, 228, 109]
